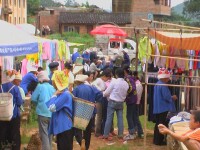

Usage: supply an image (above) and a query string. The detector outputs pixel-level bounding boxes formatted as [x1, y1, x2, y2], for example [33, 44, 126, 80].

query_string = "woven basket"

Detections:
[73, 97, 95, 130]
[0, 93, 13, 121]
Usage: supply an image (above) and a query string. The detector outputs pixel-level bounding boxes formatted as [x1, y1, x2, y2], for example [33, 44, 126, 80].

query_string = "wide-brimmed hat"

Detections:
[52, 70, 69, 91]
[75, 74, 88, 83]
[73, 65, 83, 75]
[14, 72, 22, 80]
[37, 71, 50, 82]
[157, 68, 170, 79]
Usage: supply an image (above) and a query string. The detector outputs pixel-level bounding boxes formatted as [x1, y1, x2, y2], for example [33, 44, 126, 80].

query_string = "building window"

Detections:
[14, 17, 16, 24]
[64, 26, 79, 33]
[19, 0, 20, 7]
[9, 16, 11, 23]
[10, 0, 12, 5]
[19, 17, 20, 24]
[14, 0, 16, 6]
[154, 0, 160, 5]
[0, 0, 1, 5]
[23, 17, 25, 23]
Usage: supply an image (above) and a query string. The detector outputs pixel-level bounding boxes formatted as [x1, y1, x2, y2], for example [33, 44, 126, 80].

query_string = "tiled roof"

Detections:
[59, 12, 131, 24]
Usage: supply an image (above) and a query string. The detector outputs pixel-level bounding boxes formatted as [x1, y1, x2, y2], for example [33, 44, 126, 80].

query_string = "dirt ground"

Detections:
[21, 128, 167, 150]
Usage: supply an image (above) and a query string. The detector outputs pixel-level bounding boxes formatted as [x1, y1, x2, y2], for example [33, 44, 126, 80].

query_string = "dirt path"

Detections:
[21, 128, 167, 150]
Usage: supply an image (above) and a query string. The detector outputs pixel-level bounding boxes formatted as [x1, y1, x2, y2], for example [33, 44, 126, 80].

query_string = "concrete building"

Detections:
[0, 0, 27, 24]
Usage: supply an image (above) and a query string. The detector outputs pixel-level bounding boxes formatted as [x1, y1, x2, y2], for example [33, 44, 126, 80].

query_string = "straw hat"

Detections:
[73, 65, 83, 75]
[75, 75, 88, 83]
[14, 72, 22, 80]
[52, 70, 69, 91]
[157, 68, 170, 79]
[37, 71, 50, 82]
[27, 64, 38, 72]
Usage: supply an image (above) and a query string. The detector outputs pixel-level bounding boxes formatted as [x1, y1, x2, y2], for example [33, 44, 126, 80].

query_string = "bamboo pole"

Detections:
[141, 19, 200, 31]
[143, 28, 150, 148]
[142, 82, 200, 89]
[149, 54, 200, 62]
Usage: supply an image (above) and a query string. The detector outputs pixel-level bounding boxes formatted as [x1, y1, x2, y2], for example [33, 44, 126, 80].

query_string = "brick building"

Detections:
[38, 0, 171, 34]
[0, 0, 27, 24]
[112, 0, 171, 27]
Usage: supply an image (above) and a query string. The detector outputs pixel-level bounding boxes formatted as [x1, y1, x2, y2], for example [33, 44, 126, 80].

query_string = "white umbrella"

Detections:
[0, 20, 38, 56]
[16, 23, 40, 35]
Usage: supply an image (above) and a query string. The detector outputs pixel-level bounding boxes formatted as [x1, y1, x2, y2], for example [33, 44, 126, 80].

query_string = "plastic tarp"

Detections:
[0, 20, 38, 56]
[16, 23, 40, 35]
[149, 29, 200, 50]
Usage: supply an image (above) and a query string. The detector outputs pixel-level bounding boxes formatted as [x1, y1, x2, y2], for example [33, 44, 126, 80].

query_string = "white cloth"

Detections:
[92, 78, 106, 91]
[84, 63, 90, 72]
[68, 71, 74, 84]
[136, 80, 143, 104]
[103, 78, 129, 102]
[89, 62, 100, 72]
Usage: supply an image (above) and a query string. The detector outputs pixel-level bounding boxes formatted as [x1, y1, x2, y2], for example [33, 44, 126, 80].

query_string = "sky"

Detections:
[57, 0, 185, 10]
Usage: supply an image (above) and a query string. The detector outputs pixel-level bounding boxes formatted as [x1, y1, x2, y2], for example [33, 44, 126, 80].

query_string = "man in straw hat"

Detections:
[153, 68, 177, 145]
[46, 70, 73, 150]
[73, 74, 102, 150]
[31, 71, 55, 150]
[0, 70, 23, 150]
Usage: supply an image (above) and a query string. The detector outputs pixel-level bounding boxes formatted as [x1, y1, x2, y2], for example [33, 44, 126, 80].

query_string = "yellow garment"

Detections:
[138, 36, 152, 63]
[52, 70, 69, 91]
[26, 53, 38, 62]
[58, 40, 66, 60]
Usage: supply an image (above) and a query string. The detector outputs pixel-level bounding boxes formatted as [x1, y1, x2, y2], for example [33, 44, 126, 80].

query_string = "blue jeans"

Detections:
[126, 103, 143, 135]
[103, 100, 124, 138]
[38, 115, 52, 150]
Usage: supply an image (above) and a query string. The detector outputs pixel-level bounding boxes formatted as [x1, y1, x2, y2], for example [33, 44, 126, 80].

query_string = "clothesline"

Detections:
[148, 54, 200, 62]
[142, 82, 200, 89]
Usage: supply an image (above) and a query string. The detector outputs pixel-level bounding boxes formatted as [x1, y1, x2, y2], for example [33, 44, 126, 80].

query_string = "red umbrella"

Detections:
[90, 24, 127, 37]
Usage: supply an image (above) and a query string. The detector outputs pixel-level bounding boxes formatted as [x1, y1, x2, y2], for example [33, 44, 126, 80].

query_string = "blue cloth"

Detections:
[31, 83, 56, 118]
[46, 89, 73, 135]
[0, 82, 23, 118]
[48, 72, 53, 85]
[72, 84, 102, 116]
[20, 72, 38, 94]
[123, 53, 130, 66]
[72, 52, 80, 64]
[153, 80, 176, 114]
[82, 53, 90, 64]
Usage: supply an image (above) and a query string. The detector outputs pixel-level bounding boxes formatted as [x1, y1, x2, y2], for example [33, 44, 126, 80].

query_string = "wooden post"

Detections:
[143, 28, 150, 148]
[134, 29, 139, 71]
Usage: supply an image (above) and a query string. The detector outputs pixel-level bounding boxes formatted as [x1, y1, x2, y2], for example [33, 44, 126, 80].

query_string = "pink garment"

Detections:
[193, 50, 199, 70]
[42, 42, 51, 60]
[21, 58, 28, 77]
[176, 49, 186, 70]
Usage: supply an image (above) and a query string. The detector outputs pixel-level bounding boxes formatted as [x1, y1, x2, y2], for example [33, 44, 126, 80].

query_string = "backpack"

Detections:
[114, 55, 123, 67]
[0, 85, 15, 121]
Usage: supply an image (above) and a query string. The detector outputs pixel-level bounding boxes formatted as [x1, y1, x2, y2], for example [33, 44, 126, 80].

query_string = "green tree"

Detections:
[27, 0, 41, 15]
[183, 0, 200, 19]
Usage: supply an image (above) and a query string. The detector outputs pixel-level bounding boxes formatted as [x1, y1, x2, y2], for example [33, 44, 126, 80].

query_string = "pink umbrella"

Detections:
[90, 24, 127, 37]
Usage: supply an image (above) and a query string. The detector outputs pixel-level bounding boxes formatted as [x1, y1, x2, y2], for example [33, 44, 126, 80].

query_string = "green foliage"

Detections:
[47, 32, 95, 51]
[40, 0, 63, 7]
[27, 0, 40, 15]
[183, 0, 200, 18]
[27, 16, 35, 24]
[98, 145, 129, 150]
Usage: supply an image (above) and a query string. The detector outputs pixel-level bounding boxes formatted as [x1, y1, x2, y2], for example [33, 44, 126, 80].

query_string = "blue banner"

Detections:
[0, 43, 38, 56]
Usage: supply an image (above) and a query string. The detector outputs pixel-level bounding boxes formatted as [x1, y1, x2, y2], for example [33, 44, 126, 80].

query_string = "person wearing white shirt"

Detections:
[103, 68, 129, 141]
[92, 69, 112, 137]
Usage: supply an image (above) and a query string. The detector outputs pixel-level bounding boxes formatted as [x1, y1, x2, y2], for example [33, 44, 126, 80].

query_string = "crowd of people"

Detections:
[0, 47, 200, 150]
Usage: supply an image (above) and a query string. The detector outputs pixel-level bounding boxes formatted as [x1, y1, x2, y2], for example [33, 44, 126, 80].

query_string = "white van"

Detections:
[108, 38, 136, 59]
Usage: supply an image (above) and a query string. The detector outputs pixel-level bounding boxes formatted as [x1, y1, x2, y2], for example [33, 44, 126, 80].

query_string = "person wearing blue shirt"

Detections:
[73, 74, 102, 150]
[31, 71, 55, 150]
[72, 48, 80, 64]
[153, 68, 177, 146]
[122, 49, 130, 67]
[46, 70, 73, 150]
[20, 71, 38, 95]
[82, 49, 90, 65]
[0, 77, 23, 150]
